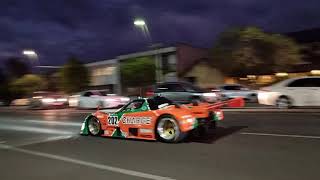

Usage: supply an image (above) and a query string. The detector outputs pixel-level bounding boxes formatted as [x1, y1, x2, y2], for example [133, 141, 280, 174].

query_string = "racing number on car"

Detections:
[108, 116, 119, 126]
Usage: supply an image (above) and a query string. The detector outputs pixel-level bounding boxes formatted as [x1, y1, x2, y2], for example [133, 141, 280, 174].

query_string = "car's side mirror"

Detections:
[174, 103, 180, 108]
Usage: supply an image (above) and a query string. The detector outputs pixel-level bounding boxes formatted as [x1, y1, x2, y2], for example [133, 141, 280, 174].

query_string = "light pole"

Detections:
[133, 19, 162, 83]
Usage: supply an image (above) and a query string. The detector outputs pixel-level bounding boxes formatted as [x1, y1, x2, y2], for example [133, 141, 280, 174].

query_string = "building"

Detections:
[85, 59, 119, 93]
[85, 44, 217, 95]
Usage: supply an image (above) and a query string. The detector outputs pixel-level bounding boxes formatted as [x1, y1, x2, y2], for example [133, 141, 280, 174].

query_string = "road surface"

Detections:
[0, 109, 320, 180]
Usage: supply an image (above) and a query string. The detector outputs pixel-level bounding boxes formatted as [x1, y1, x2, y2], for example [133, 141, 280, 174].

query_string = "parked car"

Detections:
[69, 90, 130, 109]
[258, 77, 320, 108]
[29, 91, 68, 109]
[218, 84, 257, 102]
[146, 82, 220, 104]
[11, 98, 30, 106]
[0, 99, 5, 106]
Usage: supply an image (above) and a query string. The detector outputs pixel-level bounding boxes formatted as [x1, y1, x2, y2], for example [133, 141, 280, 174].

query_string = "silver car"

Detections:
[218, 84, 257, 102]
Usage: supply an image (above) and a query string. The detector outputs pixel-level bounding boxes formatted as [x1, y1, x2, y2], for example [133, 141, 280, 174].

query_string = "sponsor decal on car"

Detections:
[122, 116, 151, 125]
[108, 116, 119, 126]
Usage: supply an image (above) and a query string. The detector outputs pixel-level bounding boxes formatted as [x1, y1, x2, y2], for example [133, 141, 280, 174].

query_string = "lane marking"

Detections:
[0, 125, 75, 135]
[0, 119, 81, 127]
[0, 144, 175, 180]
[241, 132, 320, 139]
[14, 135, 73, 147]
[0, 141, 6, 144]
[18, 120, 81, 127]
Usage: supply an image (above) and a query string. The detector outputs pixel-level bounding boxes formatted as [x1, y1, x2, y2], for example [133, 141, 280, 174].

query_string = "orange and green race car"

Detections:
[80, 96, 244, 143]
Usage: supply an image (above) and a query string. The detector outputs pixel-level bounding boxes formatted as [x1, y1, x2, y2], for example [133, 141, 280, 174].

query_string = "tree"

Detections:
[120, 57, 156, 87]
[5, 57, 30, 79]
[10, 74, 46, 97]
[211, 27, 302, 76]
[59, 57, 90, 93]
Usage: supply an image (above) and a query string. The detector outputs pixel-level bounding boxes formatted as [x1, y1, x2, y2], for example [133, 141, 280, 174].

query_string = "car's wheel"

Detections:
[156, 115, 186, 143]
[96, 101, 104, 109]
[88, 117, 102, 136]
[276, 96, 291, 109]
[248, 94, 257, 103]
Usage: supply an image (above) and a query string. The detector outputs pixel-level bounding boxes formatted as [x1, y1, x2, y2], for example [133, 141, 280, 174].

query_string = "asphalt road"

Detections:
[0, 109, 320, 180]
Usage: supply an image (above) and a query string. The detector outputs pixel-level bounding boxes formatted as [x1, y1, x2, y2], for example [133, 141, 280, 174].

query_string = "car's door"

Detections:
[80, 91, 96, 108]
[307, 78, 320, 106]
[220, 85, 242, 98]
[110, 99, 155, 137]
[285, 78, 315, 106]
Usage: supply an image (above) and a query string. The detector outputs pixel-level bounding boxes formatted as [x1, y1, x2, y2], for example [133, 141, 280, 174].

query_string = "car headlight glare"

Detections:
[42, 98, 55, 103]
[203, 93, 217, 97]
[120, 98, 130, 102]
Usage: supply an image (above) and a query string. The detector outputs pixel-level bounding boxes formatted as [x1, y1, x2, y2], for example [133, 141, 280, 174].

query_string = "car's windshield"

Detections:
[147, 96, 175, 110]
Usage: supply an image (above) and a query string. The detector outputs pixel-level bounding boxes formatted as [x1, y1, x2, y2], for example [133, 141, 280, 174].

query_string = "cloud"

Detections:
[0, 0, 319, 65]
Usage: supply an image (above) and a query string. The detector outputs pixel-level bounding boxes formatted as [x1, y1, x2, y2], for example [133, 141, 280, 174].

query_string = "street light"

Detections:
[133, 19, 146, 26]
[22, 49, 40, 73]
[133, 18, 162, 82]
[23, 50, 37, 56]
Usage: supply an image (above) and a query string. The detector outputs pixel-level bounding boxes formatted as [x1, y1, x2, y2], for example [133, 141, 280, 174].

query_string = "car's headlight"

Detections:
[186, 118, 195, 123]
[120, 97, 130, 102]
[42, 98, 55, 103]
[203, 93, 217, 97]
[105, 99, 116, 102]
[57, 98, 67, 102]
[181, 116, 195, 124]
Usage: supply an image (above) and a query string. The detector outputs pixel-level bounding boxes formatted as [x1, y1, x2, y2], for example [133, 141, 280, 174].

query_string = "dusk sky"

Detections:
[1, 0, 320, 65]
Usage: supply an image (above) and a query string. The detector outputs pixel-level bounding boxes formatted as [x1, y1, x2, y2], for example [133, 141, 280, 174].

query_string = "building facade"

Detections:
[85, 59, 119, 93]
[85, 44, 215, 95]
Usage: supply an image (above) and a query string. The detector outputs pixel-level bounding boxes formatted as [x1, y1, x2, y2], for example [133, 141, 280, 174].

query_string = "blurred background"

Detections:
[0, 0, 320, 108]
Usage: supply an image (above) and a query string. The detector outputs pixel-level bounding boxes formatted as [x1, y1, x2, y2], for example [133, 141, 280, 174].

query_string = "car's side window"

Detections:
[156, 84, 169, 92]
[223, 85, 242, 90]
[156, 83, 185, 92]
[313, 78, 320, 87]
[83, 91, 93, 97]
[287, 79, 310, 87]
[122, 100, 148, 113]
[168, 84, 185, 92]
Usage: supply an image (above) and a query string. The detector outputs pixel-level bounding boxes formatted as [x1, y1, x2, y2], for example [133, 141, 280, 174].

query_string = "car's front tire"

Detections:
[88, 117, 102, 136]
[156, 115, 186, 143]
[276, 96, 291, 109]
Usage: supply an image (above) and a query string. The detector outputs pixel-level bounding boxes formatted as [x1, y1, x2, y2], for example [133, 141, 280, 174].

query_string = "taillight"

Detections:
[146, 91, 154, 97]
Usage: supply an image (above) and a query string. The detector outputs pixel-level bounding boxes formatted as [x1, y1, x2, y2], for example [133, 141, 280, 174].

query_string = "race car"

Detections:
[80, 96, 244, 143]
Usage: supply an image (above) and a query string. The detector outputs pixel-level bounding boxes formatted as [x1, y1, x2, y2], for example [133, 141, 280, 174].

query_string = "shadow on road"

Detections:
[184, 126, 248, 144]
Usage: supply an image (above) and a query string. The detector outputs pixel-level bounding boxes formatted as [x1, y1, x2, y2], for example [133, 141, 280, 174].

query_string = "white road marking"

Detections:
[0, 141, 6, 144]
[0, 125, 75, 135]
[241, 132, 320, 139]
[19, 120, 81, 127]
[0, 144, 175, 180]
[14, 135, 73, 147]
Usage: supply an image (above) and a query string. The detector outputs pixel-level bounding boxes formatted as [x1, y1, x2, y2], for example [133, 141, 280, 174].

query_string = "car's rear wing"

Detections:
[206, 97, 245, 110]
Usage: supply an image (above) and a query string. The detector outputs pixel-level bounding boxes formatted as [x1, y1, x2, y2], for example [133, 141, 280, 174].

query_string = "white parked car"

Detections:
[218, 84, 257, 102]
[69, 90, 130, 109]
[258, 77, 320, 108]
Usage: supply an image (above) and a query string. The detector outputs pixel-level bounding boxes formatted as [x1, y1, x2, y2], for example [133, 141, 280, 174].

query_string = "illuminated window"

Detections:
[92, 66, 116, 76]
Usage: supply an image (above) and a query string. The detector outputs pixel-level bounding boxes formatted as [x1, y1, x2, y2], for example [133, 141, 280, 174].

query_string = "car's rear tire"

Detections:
[248, 94, 257, 103]
[156, 115, 186, 143]
[88, 117, 102, 136]
[276, 96, 291, 109]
